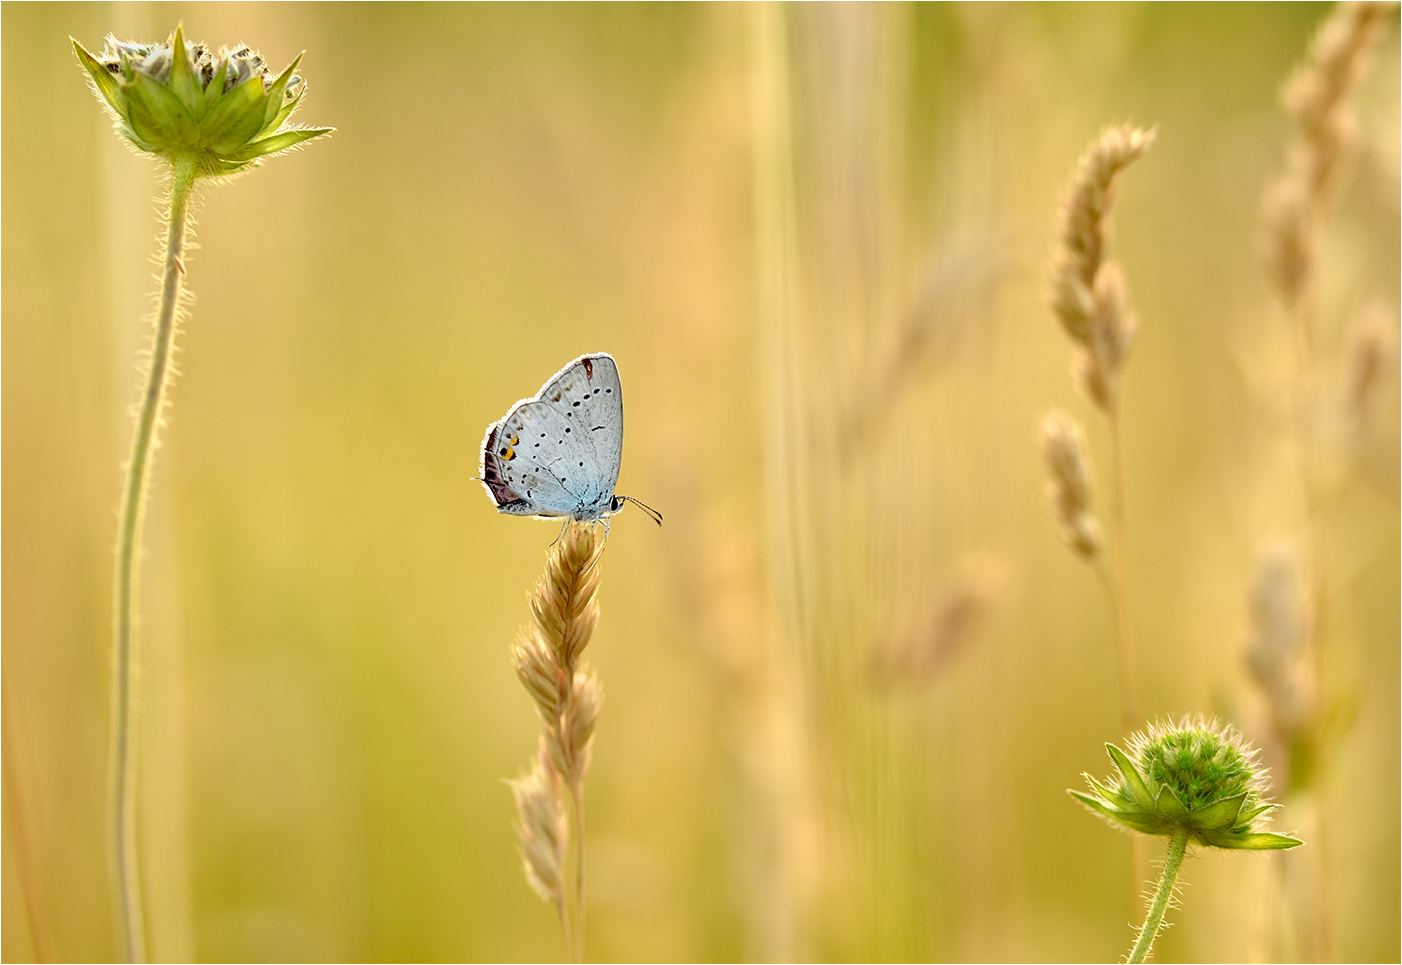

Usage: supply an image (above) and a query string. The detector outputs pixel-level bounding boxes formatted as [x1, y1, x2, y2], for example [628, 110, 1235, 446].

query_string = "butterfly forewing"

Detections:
[536, 354, 624, 510]
[481, 400, 587, 517]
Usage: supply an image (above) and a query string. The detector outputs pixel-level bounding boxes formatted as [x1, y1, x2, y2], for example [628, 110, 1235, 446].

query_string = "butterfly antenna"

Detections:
[622, 495, 664, 527]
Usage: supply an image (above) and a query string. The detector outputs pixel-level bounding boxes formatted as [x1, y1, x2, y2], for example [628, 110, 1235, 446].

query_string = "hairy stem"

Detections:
[1128, 829, 1188, 964]
[111, 153, 197, 964]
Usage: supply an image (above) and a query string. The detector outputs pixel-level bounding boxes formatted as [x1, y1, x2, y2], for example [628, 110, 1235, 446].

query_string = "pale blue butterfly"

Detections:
[479, 353, 661, 526]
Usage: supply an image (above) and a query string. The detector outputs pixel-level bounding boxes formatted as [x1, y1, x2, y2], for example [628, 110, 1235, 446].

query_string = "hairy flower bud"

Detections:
[1070, 717, 1302, 850]
[73, 24, 330, 176]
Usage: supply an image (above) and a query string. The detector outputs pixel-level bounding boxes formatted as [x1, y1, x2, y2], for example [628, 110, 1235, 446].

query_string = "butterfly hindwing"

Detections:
[536, 353, 623, 510]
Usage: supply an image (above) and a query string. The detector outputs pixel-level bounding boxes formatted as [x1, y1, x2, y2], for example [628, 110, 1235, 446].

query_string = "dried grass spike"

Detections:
[530, 524, 604, 666]
[1050, 124, 1155, 411]
[1244, 543, 1313, 740]
[513, 627, 567, 722]
[1264, 2, 1393, 308]
[1344, 301, 1396, 429]
[1040, 411, 1103, 562]
[509, 745, 568, 908]
[564, 670, 603, 785]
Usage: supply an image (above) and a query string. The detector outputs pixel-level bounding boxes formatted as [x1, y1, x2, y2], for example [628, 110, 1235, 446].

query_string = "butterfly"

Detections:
[478, 352, 662, 526]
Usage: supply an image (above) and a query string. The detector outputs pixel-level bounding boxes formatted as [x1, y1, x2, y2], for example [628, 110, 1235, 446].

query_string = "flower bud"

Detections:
[73, 24, 330, 177]
[1070, 717, 1303, 850]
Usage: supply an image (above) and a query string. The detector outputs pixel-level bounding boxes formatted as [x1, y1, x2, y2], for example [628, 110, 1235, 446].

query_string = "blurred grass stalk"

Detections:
[753, 2, 1002, 957]
[1257, 2, 1394, 960]
[1046, 123, 1155, 733]
[750, 3, 815, 958]
[1043, 123, 1155, 918]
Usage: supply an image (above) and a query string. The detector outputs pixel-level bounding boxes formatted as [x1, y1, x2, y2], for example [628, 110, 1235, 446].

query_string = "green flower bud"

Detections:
[1070, 717, 1303, 850]
[73, 24, 331, 176]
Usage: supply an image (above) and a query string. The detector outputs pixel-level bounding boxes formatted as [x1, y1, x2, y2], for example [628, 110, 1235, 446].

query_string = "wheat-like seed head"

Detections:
[508, 745, 568, 908]
[513, 626, 567, 722]
[1050, 124, 1154, 412]
[1040, 411, 1102, 562]
[545, 669, 602, 789]
[1263, 2, 1392, 308]
[508, 521, 608, 923]
[529, 523, 604, 668]
[1344, 301, 1396, 430]
[1243, 543, 1314, 742]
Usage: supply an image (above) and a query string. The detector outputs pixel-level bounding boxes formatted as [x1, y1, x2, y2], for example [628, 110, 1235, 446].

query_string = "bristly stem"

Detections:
[111, 152, 197, 965]
[1128, 828, 1188, 964]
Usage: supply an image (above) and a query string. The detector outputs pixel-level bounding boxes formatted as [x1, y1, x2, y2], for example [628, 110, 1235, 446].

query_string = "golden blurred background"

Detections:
[3, 2, 1397, 961]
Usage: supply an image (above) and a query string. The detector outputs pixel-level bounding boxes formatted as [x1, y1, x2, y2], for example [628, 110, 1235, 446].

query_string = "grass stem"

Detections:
[1105, 404, 1138, 731]
[572, 788, 586, 962]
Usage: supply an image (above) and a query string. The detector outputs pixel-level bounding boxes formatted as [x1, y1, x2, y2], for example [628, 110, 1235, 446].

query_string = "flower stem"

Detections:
[111, 153, 197, 964]
[1128, 828, 1188, 964]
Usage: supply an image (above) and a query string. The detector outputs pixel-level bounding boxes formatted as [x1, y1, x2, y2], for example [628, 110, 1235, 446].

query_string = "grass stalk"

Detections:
[3, 690, 52, 962]
[510, 522, 606, 962]
[111, 153, 197, 965]
[571, 789, 586, 961]
[1105, 407, 1139, 732]
[1257, 6, 1393, 956]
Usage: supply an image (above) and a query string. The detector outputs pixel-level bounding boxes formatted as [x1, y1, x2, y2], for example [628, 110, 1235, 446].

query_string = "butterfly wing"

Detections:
[479, 399, 590, 517]
[534, 353, 624, 512]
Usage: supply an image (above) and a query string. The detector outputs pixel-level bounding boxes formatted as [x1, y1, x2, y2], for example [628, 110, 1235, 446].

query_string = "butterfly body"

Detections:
[479, 353, 638, 523]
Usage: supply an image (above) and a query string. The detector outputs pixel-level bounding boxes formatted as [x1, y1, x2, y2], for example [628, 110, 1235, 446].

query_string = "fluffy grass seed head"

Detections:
[1040, 411, 1102, 562]
[1050, 124, 1154, 411]
[529, 523, 603, 670]
[73, 23, 331, 176]
[508, 745, 568, 907]
[1070, 717, 1303, 850]
[1263, 2, 1392, 306]
[1344, 301, 1396, 430]
[1244, 544, 1314, 738]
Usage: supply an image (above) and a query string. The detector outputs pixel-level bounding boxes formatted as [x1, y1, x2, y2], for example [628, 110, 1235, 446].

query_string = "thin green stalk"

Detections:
[111, 153, 197, 965]
[1128, 828, 1188, 964]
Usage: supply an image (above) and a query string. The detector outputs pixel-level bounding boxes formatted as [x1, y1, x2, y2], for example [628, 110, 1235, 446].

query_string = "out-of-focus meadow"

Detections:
[3, 2, 1398, 961]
